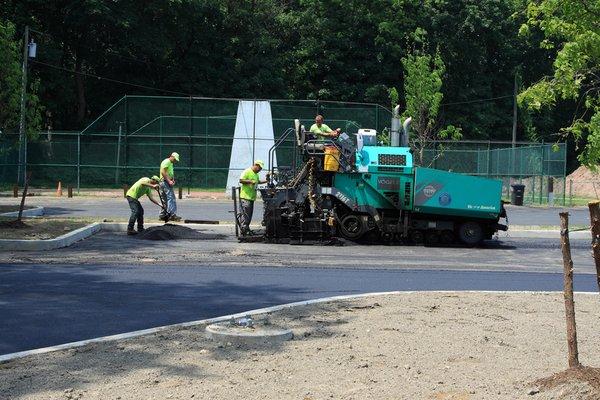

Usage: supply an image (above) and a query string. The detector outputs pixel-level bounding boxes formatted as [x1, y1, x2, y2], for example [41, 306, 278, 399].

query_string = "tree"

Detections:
[402, 31, 462, 165]
[0, 20, 42, 138]
[518, 0, 600, 167]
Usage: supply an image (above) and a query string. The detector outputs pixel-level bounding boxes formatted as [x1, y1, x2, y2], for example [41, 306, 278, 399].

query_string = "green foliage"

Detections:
[402, 34, 461, 165]
[402, 45, 445, 135]
[0, 20, 42, 139]
[518, 0, 600, 167]
[0, 0, 579, 165]
[388, 87, 399, 110]
[0, 20, 21, 135]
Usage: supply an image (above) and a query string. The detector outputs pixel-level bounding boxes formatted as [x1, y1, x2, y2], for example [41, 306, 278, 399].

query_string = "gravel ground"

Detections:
[1, 292, 599, 400]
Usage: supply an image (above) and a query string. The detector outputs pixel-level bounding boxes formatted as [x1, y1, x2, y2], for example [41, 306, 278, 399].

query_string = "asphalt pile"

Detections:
[137, 224, 225, 241]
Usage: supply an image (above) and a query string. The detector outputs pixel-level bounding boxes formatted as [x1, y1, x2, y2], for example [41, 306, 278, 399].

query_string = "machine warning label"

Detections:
[377, 176, 400, 191]
[423, 185, 436, 198]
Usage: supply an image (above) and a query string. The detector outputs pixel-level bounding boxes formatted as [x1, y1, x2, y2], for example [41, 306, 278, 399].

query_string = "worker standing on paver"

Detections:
[309, 115, 341, 139]
[238, 160, 269, 234]
[159, 152, 181, 222]
[125, 175, 162, 235]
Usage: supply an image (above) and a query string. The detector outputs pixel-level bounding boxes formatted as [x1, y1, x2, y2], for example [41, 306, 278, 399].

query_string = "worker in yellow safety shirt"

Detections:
[125, 175, 162, 235]
[159, 152, 181, 221]
[238, 160, 269, 234]
[309, 114, 341, 139]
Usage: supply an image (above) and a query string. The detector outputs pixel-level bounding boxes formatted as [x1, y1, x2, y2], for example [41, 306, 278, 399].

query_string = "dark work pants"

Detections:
[127, 196, 144, 230]
[240, 199, 254, 232]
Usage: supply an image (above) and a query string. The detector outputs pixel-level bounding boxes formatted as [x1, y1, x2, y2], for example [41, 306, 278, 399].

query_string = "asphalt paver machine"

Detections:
[234, 120, 507, 246]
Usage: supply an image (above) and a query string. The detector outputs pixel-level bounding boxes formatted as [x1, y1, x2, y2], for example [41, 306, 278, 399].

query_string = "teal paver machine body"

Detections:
[255, 125, 508, 246]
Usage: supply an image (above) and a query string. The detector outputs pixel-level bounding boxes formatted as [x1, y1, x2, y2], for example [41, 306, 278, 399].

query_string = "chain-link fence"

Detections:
[0, 95, 568, 205]
[423, 141, 568, 205]
[1, 96, 391, 189]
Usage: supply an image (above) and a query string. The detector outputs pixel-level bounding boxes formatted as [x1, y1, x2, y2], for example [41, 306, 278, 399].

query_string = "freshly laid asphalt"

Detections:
[0, 263, 597, 355]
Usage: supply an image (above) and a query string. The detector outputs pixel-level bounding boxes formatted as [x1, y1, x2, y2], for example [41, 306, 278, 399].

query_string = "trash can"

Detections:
[511, 184, 525, 206]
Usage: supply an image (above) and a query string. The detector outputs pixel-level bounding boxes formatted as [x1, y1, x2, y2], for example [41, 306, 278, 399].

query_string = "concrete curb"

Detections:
[0, 290, 596, 364]
[0, 222, 102, 251]
[0, 206, 44, 218]
[498, 229, 590, 239]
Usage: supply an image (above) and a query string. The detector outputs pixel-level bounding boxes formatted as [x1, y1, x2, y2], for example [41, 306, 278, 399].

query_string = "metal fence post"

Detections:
[77, 131, 81, 193]
[252, 99, 257, 162]
[115, 123, 122, 184]
[569, 179, 573, 206]
[204, 116, 208, 187]
[188, 96, 192, 193]
[487, 141, 491, 176]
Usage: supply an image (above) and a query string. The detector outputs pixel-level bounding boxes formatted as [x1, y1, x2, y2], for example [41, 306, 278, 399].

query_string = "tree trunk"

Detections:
[587, 201, 600, 292]
[559, 212, 580, 369]
[75, 56, 86, 124]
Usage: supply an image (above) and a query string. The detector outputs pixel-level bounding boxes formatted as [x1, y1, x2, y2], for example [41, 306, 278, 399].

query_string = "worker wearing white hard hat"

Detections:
[158, 152, 181, 222]
[238, 160, 269, 234]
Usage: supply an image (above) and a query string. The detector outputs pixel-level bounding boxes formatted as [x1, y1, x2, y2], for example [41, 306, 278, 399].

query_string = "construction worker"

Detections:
[309, 115, 341, 139]
[159, 152, 181, 222]
[125, 176, 161, 235]
[238, 160, 269, 234]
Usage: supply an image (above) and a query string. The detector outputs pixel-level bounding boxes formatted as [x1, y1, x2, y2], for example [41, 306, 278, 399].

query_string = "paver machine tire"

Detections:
[458, 221, 483, 246]
[339, 214, 365, 240]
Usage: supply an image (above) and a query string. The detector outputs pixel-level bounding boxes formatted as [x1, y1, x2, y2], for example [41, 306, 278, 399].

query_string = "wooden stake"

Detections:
[587, 201, 600, 293]
[13, 185, 18, 198]
[559, 212, 580, 368]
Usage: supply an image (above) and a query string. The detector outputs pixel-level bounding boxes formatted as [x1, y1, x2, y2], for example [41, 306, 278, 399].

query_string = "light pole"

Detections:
[17, 26, 36, 185]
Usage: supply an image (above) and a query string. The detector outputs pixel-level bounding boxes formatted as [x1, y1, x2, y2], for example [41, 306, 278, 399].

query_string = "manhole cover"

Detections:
[206, 323, 293, 345]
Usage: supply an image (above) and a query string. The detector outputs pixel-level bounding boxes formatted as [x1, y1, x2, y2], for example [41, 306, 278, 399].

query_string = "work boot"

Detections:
[138, 227, 145, 233]
[127, 228, 138, 236]
[170, 214, 182, 222]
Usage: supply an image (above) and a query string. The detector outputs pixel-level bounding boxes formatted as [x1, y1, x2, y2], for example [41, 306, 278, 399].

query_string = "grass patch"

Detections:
[0, 205, 34, 214]
[0, 217, 90, 240]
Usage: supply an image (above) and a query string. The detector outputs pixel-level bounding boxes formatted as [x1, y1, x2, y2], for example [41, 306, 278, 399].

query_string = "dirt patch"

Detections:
[136, 223, 226, 241]
[0, 219, 29, 229]
[567, 166, 600, 199]
[534, 366, 600, 400]
[0, 218, 88, 240]
[1, 292, 599, 400]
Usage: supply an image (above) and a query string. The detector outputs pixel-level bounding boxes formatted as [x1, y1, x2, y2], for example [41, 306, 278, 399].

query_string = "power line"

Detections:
[29, 27, 173, 69]
[31, 59, 191, 96]
[441, 94, 513, 106]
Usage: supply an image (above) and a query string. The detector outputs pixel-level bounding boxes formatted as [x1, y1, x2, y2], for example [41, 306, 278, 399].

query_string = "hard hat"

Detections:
[151, 175, 160, 182]
[171, 152, 180, 162]
[254, 160, 265, 169]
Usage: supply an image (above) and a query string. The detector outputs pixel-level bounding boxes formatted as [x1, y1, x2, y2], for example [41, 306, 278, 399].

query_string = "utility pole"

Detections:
[510, 72, 518, 186]
[17, 26, 30, 186]
[512, 72, 518, 148]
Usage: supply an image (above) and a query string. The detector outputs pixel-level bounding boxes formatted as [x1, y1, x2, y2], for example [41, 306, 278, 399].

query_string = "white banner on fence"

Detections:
[226, 100, 276, 193]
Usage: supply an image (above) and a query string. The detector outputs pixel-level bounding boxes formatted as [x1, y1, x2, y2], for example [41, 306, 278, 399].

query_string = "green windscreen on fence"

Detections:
[0, 95, 566, 195]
